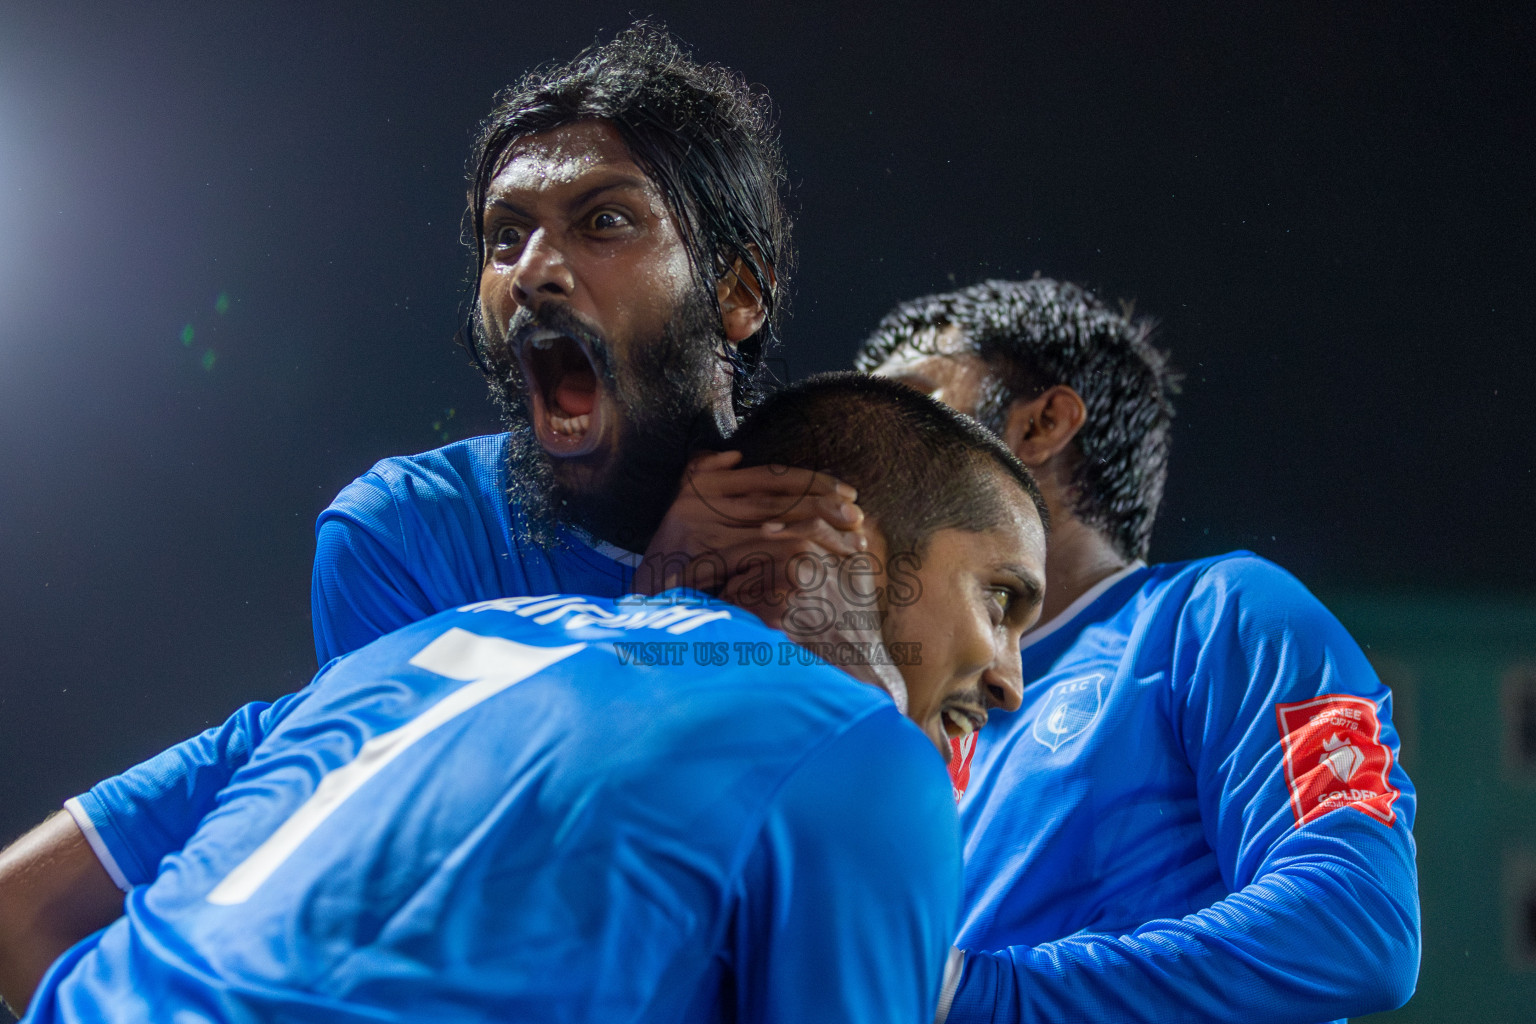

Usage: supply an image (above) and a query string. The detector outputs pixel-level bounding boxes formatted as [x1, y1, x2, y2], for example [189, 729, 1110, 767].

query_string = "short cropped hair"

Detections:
[464, 23, 792, 413]
[730, 372, 1048, 558]
[856, 278, 1176, 562]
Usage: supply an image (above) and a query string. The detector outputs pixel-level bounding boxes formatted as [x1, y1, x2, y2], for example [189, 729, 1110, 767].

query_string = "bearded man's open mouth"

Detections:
[515, 327, 609, 458]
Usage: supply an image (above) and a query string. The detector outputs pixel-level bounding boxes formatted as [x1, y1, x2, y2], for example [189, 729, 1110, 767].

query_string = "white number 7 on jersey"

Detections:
[207, 628, 585, 905]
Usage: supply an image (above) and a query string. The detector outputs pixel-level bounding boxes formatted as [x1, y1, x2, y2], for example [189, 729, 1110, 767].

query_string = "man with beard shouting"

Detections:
[313, 23, 853, 662]
[0, 25, 872, 975]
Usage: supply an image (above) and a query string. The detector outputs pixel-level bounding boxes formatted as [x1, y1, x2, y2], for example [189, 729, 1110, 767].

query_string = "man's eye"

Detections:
[588, 209, 630, 231]
[987, 588, 1013, 622]
[491, 225, 523, 250]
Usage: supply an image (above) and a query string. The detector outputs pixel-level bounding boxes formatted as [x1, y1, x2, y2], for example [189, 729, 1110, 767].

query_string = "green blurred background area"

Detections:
[1330, 592, 1536, 1022]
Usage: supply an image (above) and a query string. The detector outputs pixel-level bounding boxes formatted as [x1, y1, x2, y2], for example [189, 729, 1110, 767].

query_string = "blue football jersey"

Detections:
[942, 553, 1420, 1024]
[311, 433, 640, 665]
[72, 434, 643, 890]
[41, 594, 961, 1024]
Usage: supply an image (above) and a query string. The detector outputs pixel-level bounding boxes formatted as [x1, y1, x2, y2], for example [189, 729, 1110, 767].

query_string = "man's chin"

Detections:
[556, 441, 684, 553]
[547, 449, 616, 503]
[505, 415, 682, 554]
[500, 288, 723, 553]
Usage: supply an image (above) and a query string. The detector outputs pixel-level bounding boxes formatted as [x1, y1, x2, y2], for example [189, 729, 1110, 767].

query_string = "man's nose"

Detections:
[510, 229, 575, 306]
[981, 643, 1025, 713]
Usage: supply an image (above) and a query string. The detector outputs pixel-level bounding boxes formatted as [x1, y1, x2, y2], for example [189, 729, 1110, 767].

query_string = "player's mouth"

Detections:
[516, 327, 609, 458]
[941, 703, 988, 740]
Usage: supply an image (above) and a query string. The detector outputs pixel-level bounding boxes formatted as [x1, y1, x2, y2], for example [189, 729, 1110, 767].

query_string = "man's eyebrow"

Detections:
[483, 173, 655, 216]
[1001, 565, 1046, 604]
[568, 174, 653, 210]
[484, 196, 530, 218]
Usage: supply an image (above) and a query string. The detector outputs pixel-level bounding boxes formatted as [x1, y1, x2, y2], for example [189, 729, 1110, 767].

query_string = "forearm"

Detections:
[947, 853, 1419, 1024]
[0, 812, 125, 1015]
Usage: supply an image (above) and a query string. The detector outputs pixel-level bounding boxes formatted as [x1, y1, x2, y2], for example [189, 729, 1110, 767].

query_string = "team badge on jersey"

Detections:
[948, 732, 977, 801]
[1276, 694, 1399, 827]
[1032, 673, 1106, 752]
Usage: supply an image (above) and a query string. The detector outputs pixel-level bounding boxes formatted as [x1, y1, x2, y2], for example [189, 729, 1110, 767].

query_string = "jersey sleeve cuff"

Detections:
[64, 795, 133, 893]
[934, 946, 964, 1024]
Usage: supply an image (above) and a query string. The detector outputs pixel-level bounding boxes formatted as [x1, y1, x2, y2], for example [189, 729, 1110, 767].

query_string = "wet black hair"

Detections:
[730, 372, 1049, 558]
[463, 23, 792, 414]
[856, 278, 1177, 562]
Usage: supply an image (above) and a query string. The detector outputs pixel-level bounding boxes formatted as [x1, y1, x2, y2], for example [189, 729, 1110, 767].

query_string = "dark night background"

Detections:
[1, 1, 1532, 1018]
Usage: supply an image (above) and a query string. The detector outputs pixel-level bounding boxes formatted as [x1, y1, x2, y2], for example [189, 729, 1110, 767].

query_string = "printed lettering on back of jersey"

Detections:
[1276, 694, 1399, 827]
[1032, 673, 1106, 752]
[948, 732, 977, 801]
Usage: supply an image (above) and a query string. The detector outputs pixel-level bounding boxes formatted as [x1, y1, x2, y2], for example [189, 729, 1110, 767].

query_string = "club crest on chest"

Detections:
[1031, 673, 1107, 752]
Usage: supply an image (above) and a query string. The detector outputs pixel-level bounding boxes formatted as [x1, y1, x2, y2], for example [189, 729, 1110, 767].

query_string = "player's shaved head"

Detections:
[730, 373, 1049, 557]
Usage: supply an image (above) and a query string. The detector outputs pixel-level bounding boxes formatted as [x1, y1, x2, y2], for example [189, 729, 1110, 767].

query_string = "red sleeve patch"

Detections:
[948, 732, 977, 803]
[1276, 694, 1399, 828]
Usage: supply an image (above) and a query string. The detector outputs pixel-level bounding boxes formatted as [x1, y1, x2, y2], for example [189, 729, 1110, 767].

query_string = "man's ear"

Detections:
[716, 255, 770, 346]
[1001, 385, 1087, 468]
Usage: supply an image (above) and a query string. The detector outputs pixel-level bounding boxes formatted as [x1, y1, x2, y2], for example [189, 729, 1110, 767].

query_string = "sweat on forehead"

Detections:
[492, 122, 633, 178]
[482, 123, 678, 244]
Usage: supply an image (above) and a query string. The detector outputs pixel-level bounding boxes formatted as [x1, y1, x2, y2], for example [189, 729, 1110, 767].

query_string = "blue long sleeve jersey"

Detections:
[44, 594, 961, 1024]
[943, 554, 1420, 1024]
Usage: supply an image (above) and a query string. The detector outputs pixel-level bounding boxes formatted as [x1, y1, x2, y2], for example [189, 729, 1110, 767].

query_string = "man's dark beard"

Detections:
[499, 290, 727, 553]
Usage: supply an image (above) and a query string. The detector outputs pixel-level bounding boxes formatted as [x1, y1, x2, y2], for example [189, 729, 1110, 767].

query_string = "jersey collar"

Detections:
[1020, 560, 1147, 652]
[565, 526, 645, 569]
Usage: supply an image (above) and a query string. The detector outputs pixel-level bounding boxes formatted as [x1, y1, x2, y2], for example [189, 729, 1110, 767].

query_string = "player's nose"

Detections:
[981, 643, 1024, 713]
[510, 229, 575, 306]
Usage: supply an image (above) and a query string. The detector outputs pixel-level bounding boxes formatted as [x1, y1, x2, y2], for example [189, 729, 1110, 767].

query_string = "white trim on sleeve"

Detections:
[934, 946, 964, 1024]
[64, 796, 131, 893]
